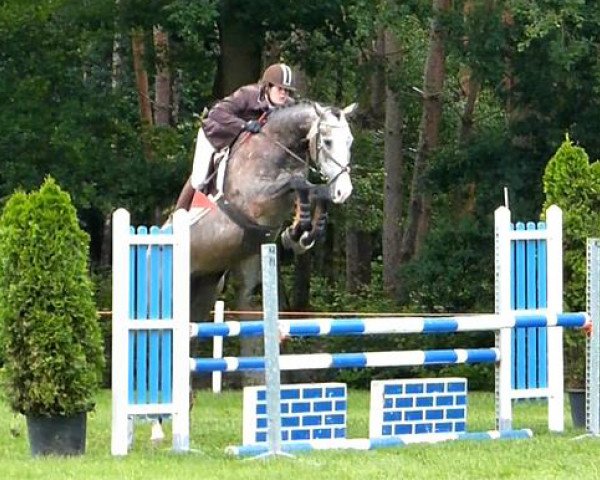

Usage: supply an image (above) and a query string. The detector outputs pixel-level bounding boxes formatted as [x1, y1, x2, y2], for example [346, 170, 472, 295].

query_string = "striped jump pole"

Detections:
[192, 348, 502, 373]
[225, 428, 534, 457]
[191, 312, 589, 339]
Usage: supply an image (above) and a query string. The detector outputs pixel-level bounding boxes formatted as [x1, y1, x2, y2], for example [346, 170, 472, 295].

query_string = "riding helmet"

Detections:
[261, 63, 296, 91]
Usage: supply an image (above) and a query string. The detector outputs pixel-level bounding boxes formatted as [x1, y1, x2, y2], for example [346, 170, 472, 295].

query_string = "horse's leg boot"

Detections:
[175, 177, 195, 211]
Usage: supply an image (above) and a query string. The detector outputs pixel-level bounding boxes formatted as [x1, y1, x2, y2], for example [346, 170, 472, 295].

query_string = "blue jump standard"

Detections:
[194, 312, 588, 338]
[225, 429, 534, 456]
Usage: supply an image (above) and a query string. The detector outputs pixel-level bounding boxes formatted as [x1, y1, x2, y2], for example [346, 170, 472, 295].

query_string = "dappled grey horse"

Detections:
[184, 101, 357, 323]
[150, 101, 356, 443]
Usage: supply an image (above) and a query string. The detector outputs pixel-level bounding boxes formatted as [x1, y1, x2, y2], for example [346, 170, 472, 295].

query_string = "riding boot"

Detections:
[175, 177, 195, 211]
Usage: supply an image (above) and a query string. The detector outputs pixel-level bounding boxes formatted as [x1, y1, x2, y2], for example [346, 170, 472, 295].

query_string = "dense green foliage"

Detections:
[1, 2, 599, 392]
[0, 178, 104, 416]
[542, 137, 600, 387]
[399, 216, 494, 312]
[543, 137, 600, 311]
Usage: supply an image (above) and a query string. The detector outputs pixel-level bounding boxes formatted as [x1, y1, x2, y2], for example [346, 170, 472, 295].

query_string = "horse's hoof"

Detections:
[299, 231, 315, 251]
[150, 421, 165, 444]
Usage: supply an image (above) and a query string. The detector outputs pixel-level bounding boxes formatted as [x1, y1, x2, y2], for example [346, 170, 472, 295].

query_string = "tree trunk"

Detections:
[456, 68, 481, 218]
[153, 25, 171, 126]
[382, 28, 405, 298]
[104, 0, 120, 270]
[131, 28, 153, 126]
[214, 0, 262, 97]
[344, 29, 387, 294]
[212, 3, 263, 385]
[171, 69, 182, 125]
[458, 67, 480, 145]
[369, 30, 386, 125]
[111, 0, 122, 90]
[313, 222, 335, 283]
[346, 231, 372, 293]
[100, 213, 112, 269]
[131, 27, 153, 160]
[456, 1, 485, 216]
[401, 0, 450, 263]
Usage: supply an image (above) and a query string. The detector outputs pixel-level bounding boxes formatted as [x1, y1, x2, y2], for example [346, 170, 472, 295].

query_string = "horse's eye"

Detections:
[323, 139, 333, 148]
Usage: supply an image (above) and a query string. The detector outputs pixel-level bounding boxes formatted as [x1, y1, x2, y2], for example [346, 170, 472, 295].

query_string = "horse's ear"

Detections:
[342, 102, 358, 118]
[314, 102, 326, 117]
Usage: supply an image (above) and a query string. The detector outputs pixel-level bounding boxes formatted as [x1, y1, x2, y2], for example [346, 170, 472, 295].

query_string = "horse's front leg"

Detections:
[281, 186, 330, 255]
[306, 194, 329, 244]
[297, 186, 330, 250]
[281, 187, 313, 254]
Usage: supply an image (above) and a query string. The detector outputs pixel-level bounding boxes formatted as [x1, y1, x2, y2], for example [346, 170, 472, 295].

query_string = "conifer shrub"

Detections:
[0, 177, 104, 416]
[543, 136, 600, 388]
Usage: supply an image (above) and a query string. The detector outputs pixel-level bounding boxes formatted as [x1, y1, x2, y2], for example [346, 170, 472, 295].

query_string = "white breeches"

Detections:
[190, 129, 216, 189]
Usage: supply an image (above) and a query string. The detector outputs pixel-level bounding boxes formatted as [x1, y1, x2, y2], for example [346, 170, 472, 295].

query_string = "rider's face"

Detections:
[268, 84, 291, 106]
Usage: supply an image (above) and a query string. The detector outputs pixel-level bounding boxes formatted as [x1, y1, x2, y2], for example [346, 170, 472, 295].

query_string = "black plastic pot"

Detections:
[26, 412, 87, 456]
[567, 388, 586, 429]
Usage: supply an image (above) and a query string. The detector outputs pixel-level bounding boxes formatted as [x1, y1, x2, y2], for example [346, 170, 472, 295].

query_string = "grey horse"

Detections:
[179, 101, 357, 323]
[150, 101, 356, 444]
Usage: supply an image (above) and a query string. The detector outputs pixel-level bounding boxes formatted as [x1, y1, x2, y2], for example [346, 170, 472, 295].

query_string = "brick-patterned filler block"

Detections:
[369, 378, 467, 438]
[242, 383, 347, 445]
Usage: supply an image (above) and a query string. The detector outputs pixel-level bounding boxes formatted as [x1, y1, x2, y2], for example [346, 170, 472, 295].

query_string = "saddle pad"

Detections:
[191, 191, 217, 211]
[188, 191, 217, 225]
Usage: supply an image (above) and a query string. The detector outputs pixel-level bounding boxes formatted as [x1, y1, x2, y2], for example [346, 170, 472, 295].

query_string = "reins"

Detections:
[228, 104, 351, 189]
[261, 107, 351, 183]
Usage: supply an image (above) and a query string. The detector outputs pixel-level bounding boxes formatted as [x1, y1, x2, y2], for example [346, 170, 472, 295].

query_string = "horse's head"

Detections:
[307, 102, 357, 204]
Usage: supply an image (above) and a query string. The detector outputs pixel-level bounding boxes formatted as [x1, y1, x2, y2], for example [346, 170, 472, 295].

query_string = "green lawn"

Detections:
[0, 389, 598, 480]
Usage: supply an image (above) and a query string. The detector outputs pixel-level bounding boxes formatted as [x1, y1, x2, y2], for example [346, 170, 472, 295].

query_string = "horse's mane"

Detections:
[267, 102, 314, 124]
[268, 101, 343, 125]
[254, 102, 314, 142]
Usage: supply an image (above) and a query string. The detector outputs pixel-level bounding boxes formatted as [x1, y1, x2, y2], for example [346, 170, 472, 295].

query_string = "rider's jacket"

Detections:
[202, 83, 294, 150]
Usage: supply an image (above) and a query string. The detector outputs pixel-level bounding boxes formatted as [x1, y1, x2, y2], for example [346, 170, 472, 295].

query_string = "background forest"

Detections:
[2, 0, 600, 323]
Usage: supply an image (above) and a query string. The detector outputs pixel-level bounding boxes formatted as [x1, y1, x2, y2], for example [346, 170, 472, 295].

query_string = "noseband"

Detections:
[307, 111, 351, 185]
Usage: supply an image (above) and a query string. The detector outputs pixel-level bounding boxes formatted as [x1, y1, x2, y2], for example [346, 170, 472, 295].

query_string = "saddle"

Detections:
[175, 146, 277, 252]
[175, 148, 230, 213]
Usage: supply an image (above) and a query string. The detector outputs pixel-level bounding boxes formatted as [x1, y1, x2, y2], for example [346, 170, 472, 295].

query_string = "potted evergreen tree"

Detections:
[0, 177, 104, 456]
[543, 136, 600, 428]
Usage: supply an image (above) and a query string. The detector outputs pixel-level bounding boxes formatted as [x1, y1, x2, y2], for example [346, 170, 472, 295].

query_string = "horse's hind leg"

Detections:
[151, 270, 225, 444]
[190, 271, 225, 323]
[190, 271, 226, 391]
[232, 254, 265, 386]
[175, 177, 195, 211]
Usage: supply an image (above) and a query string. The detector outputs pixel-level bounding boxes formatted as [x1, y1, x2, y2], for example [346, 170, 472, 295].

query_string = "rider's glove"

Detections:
[244, 120, 261, 133]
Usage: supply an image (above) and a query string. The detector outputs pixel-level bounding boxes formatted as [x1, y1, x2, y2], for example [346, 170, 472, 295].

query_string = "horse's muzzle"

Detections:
[330, 171, 353, 204]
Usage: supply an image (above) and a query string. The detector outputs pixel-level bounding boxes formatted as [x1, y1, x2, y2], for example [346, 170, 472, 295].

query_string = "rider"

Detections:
[181, 63, 297, 207]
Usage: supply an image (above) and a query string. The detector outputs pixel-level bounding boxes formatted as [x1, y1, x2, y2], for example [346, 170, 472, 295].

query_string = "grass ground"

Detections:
[0, 389, 598, 480]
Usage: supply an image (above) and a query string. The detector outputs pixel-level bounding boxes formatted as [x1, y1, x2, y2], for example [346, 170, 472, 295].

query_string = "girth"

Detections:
[216, 198, 278, 255]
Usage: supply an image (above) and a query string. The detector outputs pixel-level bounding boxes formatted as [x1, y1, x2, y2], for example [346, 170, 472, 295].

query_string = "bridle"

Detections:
[262, 106, 352, 186]
[306, 107, 352, 185]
